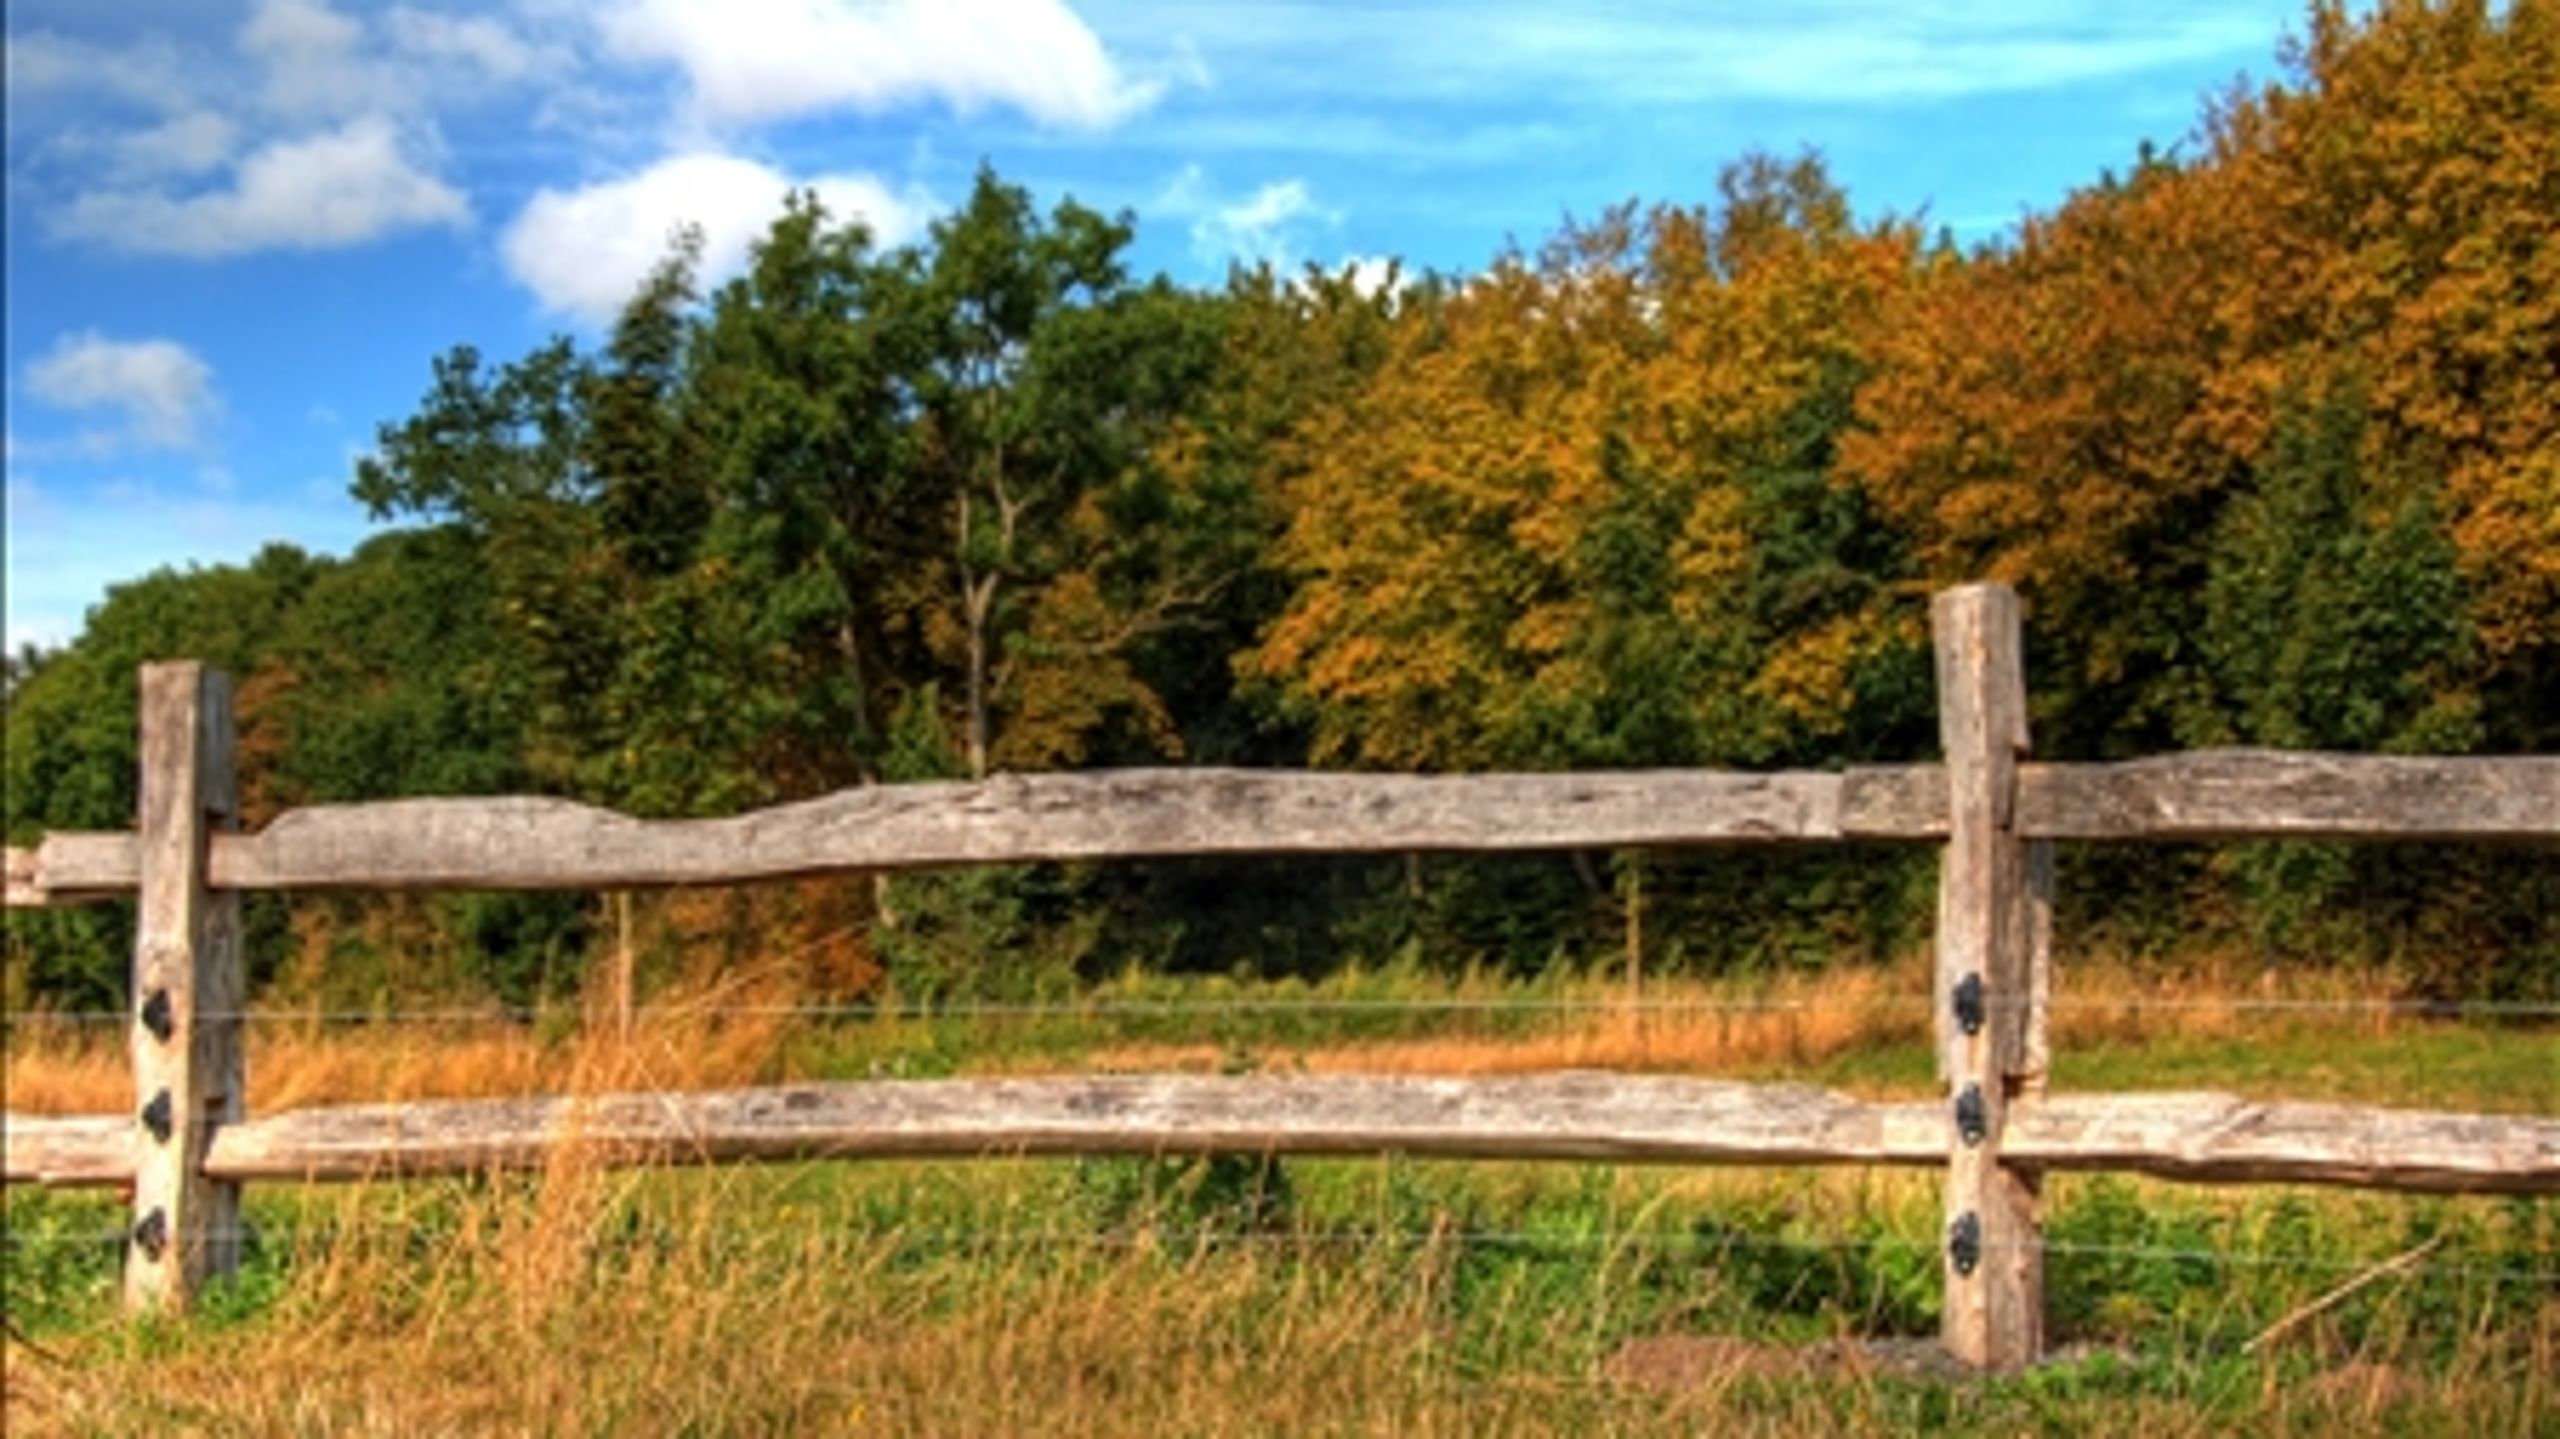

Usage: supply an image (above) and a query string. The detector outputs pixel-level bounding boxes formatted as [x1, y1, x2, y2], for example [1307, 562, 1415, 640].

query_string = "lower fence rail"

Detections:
[10, 1073, 2554, 1193]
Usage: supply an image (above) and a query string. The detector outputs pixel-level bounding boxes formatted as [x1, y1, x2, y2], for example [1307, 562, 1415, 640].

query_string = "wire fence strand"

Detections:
[3, 1218, 2551, 1286]
[7, 994, 2557, 1028]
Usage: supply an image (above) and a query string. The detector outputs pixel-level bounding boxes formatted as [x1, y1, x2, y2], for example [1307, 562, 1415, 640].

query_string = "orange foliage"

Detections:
[2206, 0, 2560, 657]
[1847, 0, 2559, 695]
[1256, 158, 1919, 768]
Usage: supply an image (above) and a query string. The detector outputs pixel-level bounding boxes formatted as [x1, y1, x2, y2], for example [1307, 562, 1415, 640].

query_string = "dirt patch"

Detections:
[1607, 1335, 1812, 1389]
[1608, 1335, 2131, 1391]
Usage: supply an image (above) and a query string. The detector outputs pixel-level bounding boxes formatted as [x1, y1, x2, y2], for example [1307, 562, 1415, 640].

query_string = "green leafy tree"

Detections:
[3, 548, 322, 1007]
[2187, 379, 2489, 963]
[2194, 381, 2480, 757]
[353, 338, 615, 795]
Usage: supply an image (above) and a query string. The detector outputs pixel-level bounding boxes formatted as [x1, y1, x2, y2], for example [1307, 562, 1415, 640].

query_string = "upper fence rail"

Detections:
[9, 750, 2555, 904]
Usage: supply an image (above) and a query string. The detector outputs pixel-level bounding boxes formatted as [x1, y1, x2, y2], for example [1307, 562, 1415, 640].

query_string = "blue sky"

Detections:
[4, 0, 2312, 655]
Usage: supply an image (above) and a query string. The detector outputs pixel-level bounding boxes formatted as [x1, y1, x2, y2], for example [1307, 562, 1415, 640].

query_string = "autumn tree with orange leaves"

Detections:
[1847, 0, 2556, 759]
[1255, 154, 1927, 774]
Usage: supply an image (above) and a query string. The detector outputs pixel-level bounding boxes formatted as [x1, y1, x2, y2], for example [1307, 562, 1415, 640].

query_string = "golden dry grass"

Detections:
[3, 965, 811, 1116]
[1056, 954, 2419, 1084]
[0, 951, 2443, 1115]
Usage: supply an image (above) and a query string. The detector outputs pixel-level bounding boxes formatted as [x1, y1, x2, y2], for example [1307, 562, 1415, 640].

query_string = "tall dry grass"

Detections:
[3, 964, 812, 1117]
[3, 1144, 1671, 1434]
[1073, 953, 2419, 1082]
[6, 1140, 2550, 1436]
[2, 951, 2429, 1116]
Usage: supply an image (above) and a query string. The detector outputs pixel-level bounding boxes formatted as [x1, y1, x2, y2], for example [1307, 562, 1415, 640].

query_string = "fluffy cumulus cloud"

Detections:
[598, 0, 1157, 130]
[24, 332, 219, 450]
[51, 116, 469, 258]
[502, 152, 932, 324]
[15, 1, 562, 260]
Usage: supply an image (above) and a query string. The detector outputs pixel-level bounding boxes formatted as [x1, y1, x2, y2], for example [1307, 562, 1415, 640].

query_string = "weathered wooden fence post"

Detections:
[124, 662, 245, 1314]
[1932, 583, 2050, 1370]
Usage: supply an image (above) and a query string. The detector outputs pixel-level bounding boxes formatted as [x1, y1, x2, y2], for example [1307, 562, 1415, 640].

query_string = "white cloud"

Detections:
[1152, 163, 1210, 215]
[24, 332, 219, 450]
[15, 6, 558, 265]
[240, 0, 374, 116]
[388, 6, 545, 82]
[598, 0, 1157, 130]
[1209, 181, 1317, 248]
[220, 0, 565, 122]
[1141, 3, 2275, 106]
[1163, 170, 1340, 270]
[108, 111, 240, 179]
[3, 30, 200, 114]
[502, 152, 933, 325]
[242, 0, 364, 61]
[3, 430, 127, 464]
[1332, 254, 1403, 298]
[52, 116, 469, 258]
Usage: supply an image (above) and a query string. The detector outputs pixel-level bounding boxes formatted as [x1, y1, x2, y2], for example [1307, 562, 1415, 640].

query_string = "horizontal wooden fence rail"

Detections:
[5, 584, 2554, 1370]
[5, 766, 1949, 902]
[9, 1077, 2554, 1194]
[9, 752, 2555, 904]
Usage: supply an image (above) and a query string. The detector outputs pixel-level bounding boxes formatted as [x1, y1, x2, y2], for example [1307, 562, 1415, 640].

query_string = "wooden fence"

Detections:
[5, 583, 2555, 1371]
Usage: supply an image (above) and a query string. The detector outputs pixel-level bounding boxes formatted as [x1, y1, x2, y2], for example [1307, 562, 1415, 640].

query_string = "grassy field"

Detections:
[5, 958, 2554, 1434]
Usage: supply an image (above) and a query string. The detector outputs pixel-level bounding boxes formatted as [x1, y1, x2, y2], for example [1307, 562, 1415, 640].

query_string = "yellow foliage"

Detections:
[1256, 163, 1919, 769]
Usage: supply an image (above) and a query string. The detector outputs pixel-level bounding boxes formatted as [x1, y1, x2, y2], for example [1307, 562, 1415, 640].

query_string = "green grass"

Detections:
[2047, 1023, 2560, 1114]
[1793, 1019, 2560, 1112]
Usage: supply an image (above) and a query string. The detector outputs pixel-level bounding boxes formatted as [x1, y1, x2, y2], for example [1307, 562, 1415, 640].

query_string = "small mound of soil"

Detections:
[1608, 1335, 2128, 1390]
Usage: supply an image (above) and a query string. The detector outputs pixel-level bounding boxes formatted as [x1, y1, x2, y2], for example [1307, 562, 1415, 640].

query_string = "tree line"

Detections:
[9, 0, 2553, 1012]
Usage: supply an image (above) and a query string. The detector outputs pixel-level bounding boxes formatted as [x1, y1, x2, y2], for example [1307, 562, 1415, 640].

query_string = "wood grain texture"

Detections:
[12, 1083, 2551, 1193]
[201, 767, 1949, 893]
[196, 1075, 1947, 1178]
[2020, 840, 2055, 1098]
[2017, 751, 2560, 840]
[1932, 582, 2044, 1370]
[1, 770, 1941, 904]
[124, 663, 246, 1314]
[2011, 1092, 2560, 1192]
[3, 1113, 132, 1186]
[8, 750, 2549, 908]
[3, 833, 140, 906]
[3, 847, 37, 908]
